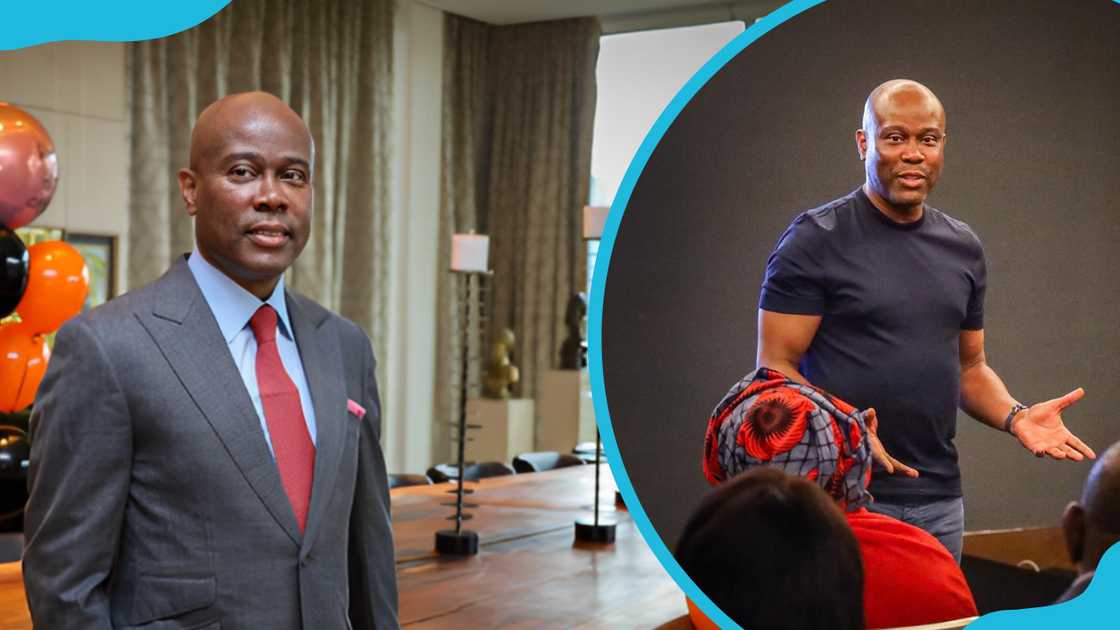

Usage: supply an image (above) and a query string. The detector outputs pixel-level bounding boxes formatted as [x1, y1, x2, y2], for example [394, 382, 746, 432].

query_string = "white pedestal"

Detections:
[535, 369, 596, 453]
[464, 397, 536, 463]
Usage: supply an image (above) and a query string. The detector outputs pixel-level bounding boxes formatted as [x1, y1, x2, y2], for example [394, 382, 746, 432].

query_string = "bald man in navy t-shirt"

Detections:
[756, 79, 1095, 561]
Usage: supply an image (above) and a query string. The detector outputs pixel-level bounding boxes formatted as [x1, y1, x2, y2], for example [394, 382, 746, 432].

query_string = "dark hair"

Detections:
[675, 468, 865, 630]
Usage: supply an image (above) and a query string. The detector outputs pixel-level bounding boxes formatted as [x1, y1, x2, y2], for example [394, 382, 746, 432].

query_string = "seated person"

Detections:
[676, 467, 865, 630]
[700, 367, 978, 629]
[1057, 440, 1120, 602]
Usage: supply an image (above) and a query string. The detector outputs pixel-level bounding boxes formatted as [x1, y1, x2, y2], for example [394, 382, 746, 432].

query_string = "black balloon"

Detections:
[0, 425, 28, 479]
[0, 425, 29, 528]
[0, 228, 28, 319]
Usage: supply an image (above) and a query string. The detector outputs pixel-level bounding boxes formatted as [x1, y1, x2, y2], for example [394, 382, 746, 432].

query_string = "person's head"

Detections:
[855, 79, 947, 220]
[676, 467, 865, 630]
[1062, 441, 1120, 573]
[178, 91, 314, 299]
[703, 367, 874, 510]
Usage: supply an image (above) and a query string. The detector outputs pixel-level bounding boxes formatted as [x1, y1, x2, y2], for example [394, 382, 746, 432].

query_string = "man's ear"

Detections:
[855, 129, 868, 160]
[178, 168, 199, 216]
[1063, 501, 1086, 567]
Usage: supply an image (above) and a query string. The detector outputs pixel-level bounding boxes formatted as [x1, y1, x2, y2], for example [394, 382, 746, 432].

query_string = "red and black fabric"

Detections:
[703, 367, 873, 510]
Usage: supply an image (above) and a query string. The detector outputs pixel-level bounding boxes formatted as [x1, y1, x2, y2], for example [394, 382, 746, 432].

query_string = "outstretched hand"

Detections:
[863, 408, 919, 478]
[1012, 388, 1095, 461]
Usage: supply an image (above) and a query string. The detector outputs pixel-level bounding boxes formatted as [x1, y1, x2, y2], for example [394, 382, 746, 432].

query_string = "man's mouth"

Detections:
[897, 172, 927, 187]
[246, 224, 291, 247]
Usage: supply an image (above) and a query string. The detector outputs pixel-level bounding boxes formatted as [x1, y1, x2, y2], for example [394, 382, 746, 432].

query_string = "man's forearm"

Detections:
[757, 357, 811, 386]
[959, 360, 1020, 431]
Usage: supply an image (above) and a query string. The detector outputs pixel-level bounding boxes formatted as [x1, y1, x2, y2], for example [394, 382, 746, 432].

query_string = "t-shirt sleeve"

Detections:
[962, 237, 986, 330]
[759, 215, 828, 315]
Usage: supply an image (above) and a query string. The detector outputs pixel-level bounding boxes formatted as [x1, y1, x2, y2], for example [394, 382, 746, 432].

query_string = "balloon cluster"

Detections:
[0, 102, 88, 413]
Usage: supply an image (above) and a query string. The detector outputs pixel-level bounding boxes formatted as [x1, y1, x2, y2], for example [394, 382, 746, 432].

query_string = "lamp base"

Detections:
[435, 529, 479, 556]
[574, 518, 617, 544]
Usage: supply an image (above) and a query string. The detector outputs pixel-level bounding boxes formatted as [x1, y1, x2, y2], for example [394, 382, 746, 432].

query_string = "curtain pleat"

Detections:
[437, 15, 599, 456]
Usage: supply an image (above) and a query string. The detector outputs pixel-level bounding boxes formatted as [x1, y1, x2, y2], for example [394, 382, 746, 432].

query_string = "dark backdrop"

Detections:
[601, 0, 1120, 550]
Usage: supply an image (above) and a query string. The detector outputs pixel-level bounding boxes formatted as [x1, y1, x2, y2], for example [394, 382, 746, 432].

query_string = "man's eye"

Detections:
[887, 134, 904, 143]
[922, 136, 940, 145]
[283, 170, 307, 183]
[230, 166, 254, 177]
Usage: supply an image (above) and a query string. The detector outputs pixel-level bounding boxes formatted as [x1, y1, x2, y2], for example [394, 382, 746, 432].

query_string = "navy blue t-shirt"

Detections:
[759, 188, 986, 500]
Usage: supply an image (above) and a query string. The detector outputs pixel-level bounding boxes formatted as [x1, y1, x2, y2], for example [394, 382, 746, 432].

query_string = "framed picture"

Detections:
[64, 233, 116, 312]
[14, 226, 63, 246]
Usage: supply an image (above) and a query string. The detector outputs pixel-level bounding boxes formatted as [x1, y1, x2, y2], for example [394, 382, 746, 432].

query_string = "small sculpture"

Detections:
[559, 293, 587, 370]
[483, 328, 520, 399]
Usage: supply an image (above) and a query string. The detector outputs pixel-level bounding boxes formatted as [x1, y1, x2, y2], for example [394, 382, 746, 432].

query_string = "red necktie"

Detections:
[250, 304, 315, 533]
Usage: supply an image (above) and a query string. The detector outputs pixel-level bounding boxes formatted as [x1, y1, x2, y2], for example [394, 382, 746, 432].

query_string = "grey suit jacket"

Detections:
[23, 257, 399, 630]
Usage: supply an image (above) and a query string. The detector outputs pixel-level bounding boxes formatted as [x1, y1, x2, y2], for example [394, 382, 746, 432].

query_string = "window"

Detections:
[588, 21, 745, 292]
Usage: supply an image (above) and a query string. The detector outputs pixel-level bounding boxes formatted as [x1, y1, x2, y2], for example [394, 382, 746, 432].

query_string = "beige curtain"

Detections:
[127, 0, 394, 361]
[437, 15, 599, 455]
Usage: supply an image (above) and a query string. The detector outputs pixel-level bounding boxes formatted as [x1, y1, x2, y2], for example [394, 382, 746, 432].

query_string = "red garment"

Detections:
[847, 509, 977, 629]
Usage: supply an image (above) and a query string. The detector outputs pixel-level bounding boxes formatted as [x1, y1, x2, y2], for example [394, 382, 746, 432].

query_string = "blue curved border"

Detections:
[0, 1, 230, 51]
[587, 1, 1119, 629]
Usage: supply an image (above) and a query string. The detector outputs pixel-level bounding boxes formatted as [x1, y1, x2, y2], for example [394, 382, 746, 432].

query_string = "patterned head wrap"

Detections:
[703, 367, 873, 510]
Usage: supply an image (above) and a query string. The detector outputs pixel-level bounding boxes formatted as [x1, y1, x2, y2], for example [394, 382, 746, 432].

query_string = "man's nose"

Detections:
[254, 173, 288, 212]
[901, 139, 925, 162]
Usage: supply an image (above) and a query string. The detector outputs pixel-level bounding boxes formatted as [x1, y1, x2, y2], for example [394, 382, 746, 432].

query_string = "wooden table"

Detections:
[0, 466, 688, 629]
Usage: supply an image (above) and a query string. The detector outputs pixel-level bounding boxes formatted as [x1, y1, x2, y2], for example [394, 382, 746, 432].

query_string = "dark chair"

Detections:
[960, 554, 1076, 614]
[388, 473, 433, 489]
[572, 441, 605, 463]
[426, 461, 516, 483]
[0, 533, 23, 563]
[512, 451, 586, 473]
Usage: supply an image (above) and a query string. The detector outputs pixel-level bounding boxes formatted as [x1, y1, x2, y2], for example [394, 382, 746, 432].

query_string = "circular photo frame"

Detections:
[590, 1, 1120, 627]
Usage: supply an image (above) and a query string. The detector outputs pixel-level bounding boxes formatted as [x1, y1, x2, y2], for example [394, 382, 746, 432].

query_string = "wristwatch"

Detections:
[1004, 403, 1029, 434]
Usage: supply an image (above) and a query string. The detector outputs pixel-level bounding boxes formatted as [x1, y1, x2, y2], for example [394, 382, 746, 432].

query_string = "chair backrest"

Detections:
[388, 473, 433, 489]
[960, 554, 1074, 613]
[426, 464, 459, 483]
[466, 461, 516, 480]
[512, 451, 586, 473]
[572, 441, 605, 463]
[426, 461, 516, 483]
[0, 532, 23, 563]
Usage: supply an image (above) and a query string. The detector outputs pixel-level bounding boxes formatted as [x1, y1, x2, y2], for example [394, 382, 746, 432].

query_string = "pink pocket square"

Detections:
[347, 399, 366, 420]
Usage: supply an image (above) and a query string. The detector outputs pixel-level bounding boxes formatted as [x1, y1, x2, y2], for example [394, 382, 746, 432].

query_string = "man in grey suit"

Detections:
[23, 92, 398, 629]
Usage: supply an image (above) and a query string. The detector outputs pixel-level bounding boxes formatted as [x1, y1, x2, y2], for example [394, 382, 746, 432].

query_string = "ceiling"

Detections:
[419, 0, 778, 27]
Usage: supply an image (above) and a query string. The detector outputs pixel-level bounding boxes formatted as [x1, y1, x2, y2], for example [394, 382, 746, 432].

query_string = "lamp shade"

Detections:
[582, 206, 608, 240]
[450, 233, 489, 273]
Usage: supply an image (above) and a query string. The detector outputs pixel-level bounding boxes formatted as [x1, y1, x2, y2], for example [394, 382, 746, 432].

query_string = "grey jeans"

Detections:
[867, 495, 965, 562]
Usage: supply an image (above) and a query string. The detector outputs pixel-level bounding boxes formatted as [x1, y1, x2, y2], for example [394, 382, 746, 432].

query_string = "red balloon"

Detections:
[0, 103, 59, 230]
[15, 240, 89, 334]
[0, 322, 50, 413]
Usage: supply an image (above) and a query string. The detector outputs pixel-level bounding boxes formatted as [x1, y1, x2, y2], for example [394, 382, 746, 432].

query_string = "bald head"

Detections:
[189, 91, 314, 172]
[1081, 442, 1120, 533]
[862, 79, 946, 134]
[1063, 441, 1120, 573]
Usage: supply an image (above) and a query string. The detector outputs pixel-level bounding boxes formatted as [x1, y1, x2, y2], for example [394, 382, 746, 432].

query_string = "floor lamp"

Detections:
[436, 232, 490, 556]
[574, 205, 616, 544]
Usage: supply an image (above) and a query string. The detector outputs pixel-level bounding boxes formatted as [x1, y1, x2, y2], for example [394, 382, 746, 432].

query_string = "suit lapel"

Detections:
[287, 292, 347, 558]
[137, 258, 302, 546]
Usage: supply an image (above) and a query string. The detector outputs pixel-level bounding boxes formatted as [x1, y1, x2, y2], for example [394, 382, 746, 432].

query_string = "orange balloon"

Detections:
[0, 322, 50, 413]
[14, 240, 89, 334]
